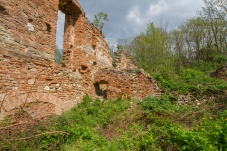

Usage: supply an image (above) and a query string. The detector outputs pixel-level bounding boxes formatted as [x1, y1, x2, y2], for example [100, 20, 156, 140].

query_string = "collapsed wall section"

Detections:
[61, 9, 113, 95]
[113, 50, 138, 69]
[94, 69, 162, 100]
[62, 13, 112, 71]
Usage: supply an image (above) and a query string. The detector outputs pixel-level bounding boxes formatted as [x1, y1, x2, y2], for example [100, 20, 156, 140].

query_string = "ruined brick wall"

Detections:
[0, 0, 112, 121]
[0, 0, 161, 122]
[94, 69, 162, 100]
[62, 6, 112, 70]
[94, 50, 162, 100]
[113, 50, 138, 70]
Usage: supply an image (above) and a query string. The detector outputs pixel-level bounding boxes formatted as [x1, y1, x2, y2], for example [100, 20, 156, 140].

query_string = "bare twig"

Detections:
[10, 131, 69, 141]
[0, 134, 18, 151]
[173, 113, 189, 122]
[0, 122, 28, 130]
[21, 77, 37, 110]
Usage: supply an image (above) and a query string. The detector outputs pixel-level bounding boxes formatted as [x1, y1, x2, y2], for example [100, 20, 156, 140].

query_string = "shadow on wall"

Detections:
[94, 80, 108, 99]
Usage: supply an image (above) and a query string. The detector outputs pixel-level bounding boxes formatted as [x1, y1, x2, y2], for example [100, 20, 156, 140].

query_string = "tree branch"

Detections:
[0, 122, 28, 130]
[0, 134, 18, 151]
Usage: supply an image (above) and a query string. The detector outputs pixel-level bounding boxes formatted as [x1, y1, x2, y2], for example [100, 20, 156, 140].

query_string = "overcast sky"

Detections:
[56, 0, 205, 49]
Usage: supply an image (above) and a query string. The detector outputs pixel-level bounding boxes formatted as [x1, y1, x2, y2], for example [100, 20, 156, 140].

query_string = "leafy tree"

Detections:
[124, 22, 174, 75]
[204, 0, 227, 23]
[92, 12, 108, 32]
[200, 0, 227, 54]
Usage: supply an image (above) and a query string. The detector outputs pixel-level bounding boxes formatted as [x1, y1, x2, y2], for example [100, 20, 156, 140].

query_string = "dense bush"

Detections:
[154, 68, 227, 97]
[141, 96, 227, 150]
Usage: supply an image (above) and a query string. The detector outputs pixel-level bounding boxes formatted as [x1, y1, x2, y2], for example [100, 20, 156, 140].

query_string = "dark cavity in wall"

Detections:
[46, 23, 51, 33]
[28, 19, 33, 22]
[55, 10, 65, 64]
[94, 81, 108, 99]
[0, 4, 8, 15]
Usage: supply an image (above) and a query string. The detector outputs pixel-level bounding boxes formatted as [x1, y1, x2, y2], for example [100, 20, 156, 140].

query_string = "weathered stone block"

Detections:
[28, 79, 35, 85]
[44, 86, 50, 91]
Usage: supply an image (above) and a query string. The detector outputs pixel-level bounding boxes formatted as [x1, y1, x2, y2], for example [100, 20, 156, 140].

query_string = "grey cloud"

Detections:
[59, 0, 205, 45]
